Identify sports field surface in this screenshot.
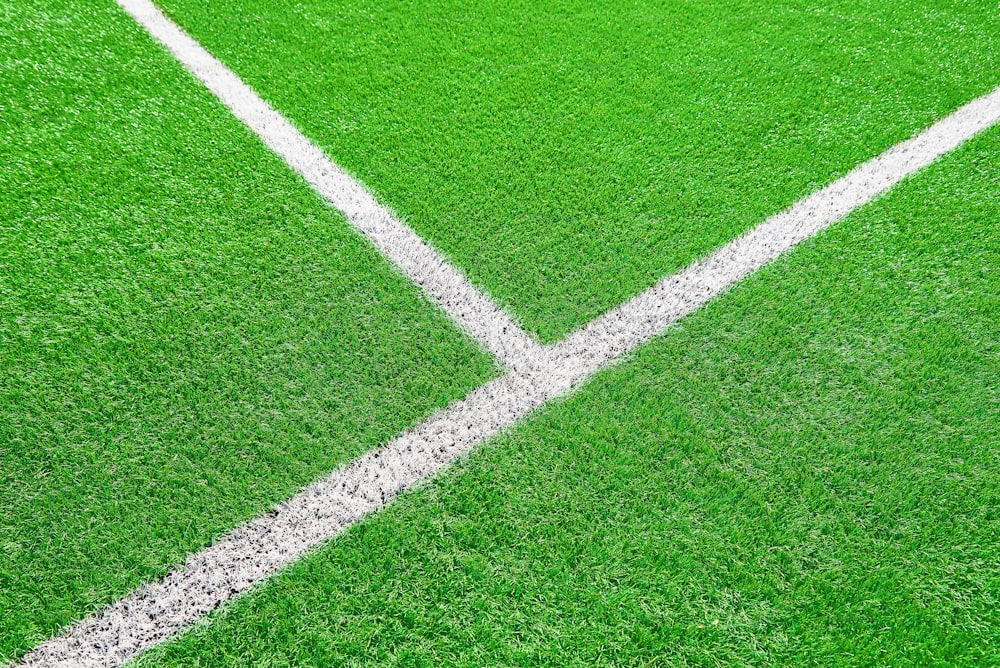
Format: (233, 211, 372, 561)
(1, 0, 998, 665)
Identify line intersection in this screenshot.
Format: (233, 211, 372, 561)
(13, 0, 1000, 664)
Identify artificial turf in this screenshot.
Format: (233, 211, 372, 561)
(137, 126, 1000, 666)
(0, 0, 494, 660)
(153, 0, 1000, 341)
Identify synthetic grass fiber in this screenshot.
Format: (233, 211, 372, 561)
(0, 0, 493, 660)
(155, 0, 1000, 340)
(138, 126, 1000, 666)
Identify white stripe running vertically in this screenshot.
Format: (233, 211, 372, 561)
(16, 0, 1000, 664)
(18, 72, 1000, 666)
(111, 0, 545, 373)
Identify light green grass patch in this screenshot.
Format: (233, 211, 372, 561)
(155, 0, 1000, 340)
(0, 0, 494, 660)
(139, 127, 1000, 666)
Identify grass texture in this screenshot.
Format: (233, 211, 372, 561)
(140, 127, 1000, 666)
(0, 0, 494, 660)
(155, 0, 1000, 341)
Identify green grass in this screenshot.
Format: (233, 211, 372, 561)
(154, 0, 1000, 341)
(0, 0, 495, 660)
(138, 127, 1000, 666)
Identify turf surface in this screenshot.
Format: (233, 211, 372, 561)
(0, 0, 494, 660)
(138, 127, 1000, 666)
(154, 0, 1000, 341)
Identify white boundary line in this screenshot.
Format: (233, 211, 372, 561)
(14, 1, 1000, 664)
(18, 79, 1000, 666)
(111, 0, 545, 373)
(543, 85, 1000, 379)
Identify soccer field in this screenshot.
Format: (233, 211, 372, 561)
(2, 0, 999, 665)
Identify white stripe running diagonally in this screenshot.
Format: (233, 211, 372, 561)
(14, 0, 1000, 665)
(111, 0, 545, 373)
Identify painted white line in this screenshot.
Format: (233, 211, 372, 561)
(17, 83, 1000, 667)
(16, 373, 553, 668)
(113, 0, 544, 373)
(544, 84, 1000, 380)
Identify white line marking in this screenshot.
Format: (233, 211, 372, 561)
(18, 79, 1000, 666)
(544, 85, 1000, 380)
(16, 374, 551, 668)
(111, 0, 544, 373)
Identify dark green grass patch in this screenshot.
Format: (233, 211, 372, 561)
(155, 0, 1000, 340)
(0, 0, 494, 660)
(140, 128, 1000, 666)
